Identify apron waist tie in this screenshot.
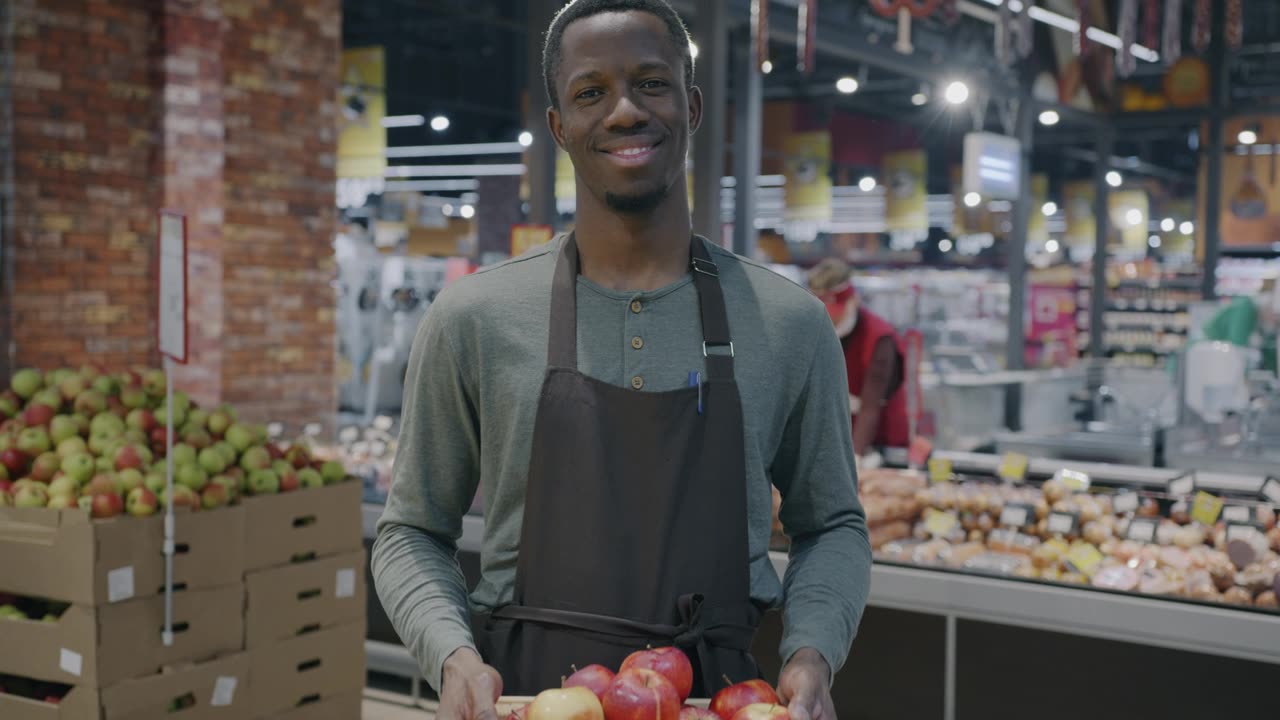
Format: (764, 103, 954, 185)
(491, 594, 757, 686)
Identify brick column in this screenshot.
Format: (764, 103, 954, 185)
(158, 0, 226, 409)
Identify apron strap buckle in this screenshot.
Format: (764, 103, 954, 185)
(691, 256, 720, 278)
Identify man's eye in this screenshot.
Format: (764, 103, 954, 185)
(640, 79, 667, 90)
(576, 88, 603, 100)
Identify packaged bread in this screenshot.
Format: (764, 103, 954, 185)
(1092, 564, 1140, 592)
(941, 541, 987, 568)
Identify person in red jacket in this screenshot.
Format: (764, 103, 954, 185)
(808, 259, 909, 455)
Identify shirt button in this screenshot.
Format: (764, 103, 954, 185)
(631, 375, 644, 390)
(631, 336, 644, 350)
(630, 300, 643, 314)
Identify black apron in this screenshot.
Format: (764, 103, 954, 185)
(473, 234, 761, 697)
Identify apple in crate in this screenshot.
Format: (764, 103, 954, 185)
(47, 493, 77, 510)
(621, 647, 693, 701)
(21, 403, 56, 428)
(710, 681, 779, 720)
(10, 368, 42, 399)
(320, 460, 346, 485)
(163, 484, 200, 510)
(85, 473, 121, 497)
(680, 707, 721, 720)
(528, 686, 604, 720)
(46, 475, 78, 498)
(56, 436, 88, 459)
(602, 669, 680, 720)
(200, 482, 230, 509)
(90, 492, 124, 519)
(126, 487, 158, 517)
(49, 416, 79, 445)
(565, 664, 615, 700)
(16, 427, 52, 456)
(297, 467, 323, 489)
(30, 452, 61, 483)
(0, 448, 27, 476)
(247, 468, 280, 494)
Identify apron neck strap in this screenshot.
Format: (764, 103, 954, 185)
(548, 233, 735, 380)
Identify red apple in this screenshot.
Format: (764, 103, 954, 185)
(710, 681, 780, 720)
(200, 482, 229, 509)
(72, 389, 107, 416)
(165, 484, 201, 510)
(528, 687, 604, 720)
(602, 669, 680, 720)
(90, 486, 124, 515)
(126, 486, 158, 517)
(29, 452, 61, 483)
(126, 408, 157, 433)
(85, 473, 121, 497)
(680, 707, 721, 720)
(21, 403, 56, 428)
(278, 467, 300, 492)
(0, 448, 29, 477)
(621, 647, 694, 701)
(565, 664, 616, 700)
(729, 705, 788, 720)
(266, 442, 285, 460)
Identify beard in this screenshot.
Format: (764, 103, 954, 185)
(604, 184, 670, 215)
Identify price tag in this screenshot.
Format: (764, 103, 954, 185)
(1047, 511, 1078, 536)
(1222, 505, 1251, 524)
(928, 457, 953, 484)
(924, 508, 959, 537)
(1167, 472, 1196, 498)
(1113, 491, 1140, 514)
(1066, 541, 1104, 577)
(1190, 491, 1224, 525)
(1226, 523, 1262, 543)
(1055, 469, 1091, 493)
(1126, 517, 1158, 543)
(998, 452, 1030, 483)
(908, 436, 933, 469)
(999, 503, 1033, 528)
(1260, 477, 1280, 505)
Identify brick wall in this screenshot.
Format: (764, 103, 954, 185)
(0, 0, 341, 431)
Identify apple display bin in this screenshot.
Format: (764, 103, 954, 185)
(497, 697, 711, 713)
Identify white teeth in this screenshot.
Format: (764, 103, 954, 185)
(615, 146, 652, 156)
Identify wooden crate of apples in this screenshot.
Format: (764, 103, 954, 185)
(0, 365, 352, 516)
(503, 647, 788, 720)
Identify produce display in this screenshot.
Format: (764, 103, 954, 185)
(0, 366, 353, 516)
(511, 647, 789, 720)
(866, 467, 1280, 611)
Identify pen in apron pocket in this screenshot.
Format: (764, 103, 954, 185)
(687, 371, 703, 414)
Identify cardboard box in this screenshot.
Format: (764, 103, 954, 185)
(241, 482, 361, 572)
(0, 584, 244, 687)
(249, 621, 366, 718)
(0, 505, 245, 605)
(261, 690, 362, 720)
(244, 549, 366, 649)
(0, 651, 250, 720)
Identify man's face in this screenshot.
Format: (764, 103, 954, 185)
(549, 11, 702, 216)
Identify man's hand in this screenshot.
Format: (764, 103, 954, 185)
(776, 648, 834, 720)
(439, 647, 503, 720)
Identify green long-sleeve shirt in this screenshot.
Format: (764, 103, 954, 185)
(372, 236, 871, 692)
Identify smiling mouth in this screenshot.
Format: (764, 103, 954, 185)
(600, 139, 663, 166)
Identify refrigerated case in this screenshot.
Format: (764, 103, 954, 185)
(361, 451, 1280, 719)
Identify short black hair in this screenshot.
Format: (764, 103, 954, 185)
(542, 0, 695, 110)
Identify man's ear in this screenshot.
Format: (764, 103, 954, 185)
(687, 85, 704, 135)
(548, 106, 567, 150)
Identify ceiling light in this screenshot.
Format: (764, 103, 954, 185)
(911, 92, 928, 106)
(836, 77, 859, 94)
(1045, 239, 1060, 253)
(381, 114, 425, 128)
(442, 203, 454, 215)
(518, 131, 534, 147)
(964, 192, 981, 208)
(1105, 170, 1122, 187)
(1038, 109, 1060, 126)
(1160, 218, 1175, 232)
(761, 60, 773, 74)
(690, 42, 699, 60)
(1148, 235, 1162, 248)
(1238, 129, 1258, 146)
(1179, 221, 1194, 235)
(939, 239, 954, 252)
(430, 115, 450, 132)
(944, 81, 970, 105)
(1042, 201, 1057, 216)
(460, 204, 475, 219)
(858, 176, 877, 192)
(1125, 208, 1143, 226)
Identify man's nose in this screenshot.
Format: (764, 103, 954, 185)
(604, 92, 650, 130)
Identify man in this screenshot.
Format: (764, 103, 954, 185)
(808, 259, 909, 456)
(372, 3, 870, 719)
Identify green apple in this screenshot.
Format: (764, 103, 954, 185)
(176, 464, 208, 491)
(116, 468, 145, 493)
(197, 447, 226, 475)
(91, 376, 118, 397)
(46, 475, 78, 498)
(56, 436, 87, 459)
(13, 482, 49, 507)
(88, 429, 120, 456)
(11, 368, 43, 399)
(49, 416, 80, 446)
(272, 459, 293, 477)
(239, 446, 271, 472)
(185, 409, 209, 433)
(90, 412, 125, 437)
(61, 453, 95, 484)
(297, 467, 323, 489)
(95, 455, 114, 474)
(224, 424, 254, 453)
(320, 460, 346, 485)
(170, 443, 197, 468)
(247, 469, 279, 495)
(16, 427, 52, 456)
(213, 440, 238, 466)
(32, 388, 63, 412)
(144, 471, 166, 494)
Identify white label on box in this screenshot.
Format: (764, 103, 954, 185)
(1127, 518, 1158, 543)
(999, 505, 1029, 528)
(335, 568, 356, 599)
(1222, 505, 1251, 523)
(1113, 492, 1139, 514)
(1168, 474, 1195, 497)
(107, 566, 135, 603)
(59, 649, 83, 677)
(1047, 512, 1076, 536)
(211, 676, 237, 707)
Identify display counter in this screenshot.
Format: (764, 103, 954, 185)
(360, 453, 1280, 719)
